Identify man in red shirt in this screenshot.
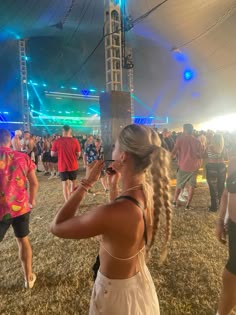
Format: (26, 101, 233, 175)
(51, 125, 81, 201)
(172, 124, 203, 210)
(0, 129, 38, 288)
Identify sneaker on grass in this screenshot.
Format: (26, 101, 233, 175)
(25, 273, 36, 289)
(171, 201, 179, 208)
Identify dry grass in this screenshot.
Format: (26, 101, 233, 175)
(0, 164, 234, 315)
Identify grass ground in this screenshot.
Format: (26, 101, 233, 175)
(0, 165, 233, 315)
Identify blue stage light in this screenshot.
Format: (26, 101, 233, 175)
(7, 30, 20, 39)
(184, 69, 194, 81)
(81, 89, 90, 96)
(60, 85, 65, 89)
(89, 89, 96, 93)
(71, 87, 78, 90)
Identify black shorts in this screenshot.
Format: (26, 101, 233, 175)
(42, 152, 51, 163)
(60, 170, 78, 181)
(226, 219, 236, 275)
(50, 156, 58, 163)
(0, 213, 30, 241)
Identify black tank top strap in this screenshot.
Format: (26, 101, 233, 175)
(115, 195, 148, 245)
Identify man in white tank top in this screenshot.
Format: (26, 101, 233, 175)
(11, 130, 22, 151)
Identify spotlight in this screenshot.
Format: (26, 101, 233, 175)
(184, 69, 194, 81)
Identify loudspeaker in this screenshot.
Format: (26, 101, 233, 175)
(99, 91, 131, 159)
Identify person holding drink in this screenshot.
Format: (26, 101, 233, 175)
(50, 124, 172, 314)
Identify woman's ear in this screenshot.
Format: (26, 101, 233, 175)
(120, 151, 128, 163)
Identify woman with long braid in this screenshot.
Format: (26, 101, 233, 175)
(50, 124, 172, 315)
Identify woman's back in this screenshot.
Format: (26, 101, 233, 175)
(99, 192, 151, 279)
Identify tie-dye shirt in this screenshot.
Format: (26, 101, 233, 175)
(0, 147, 35, 221)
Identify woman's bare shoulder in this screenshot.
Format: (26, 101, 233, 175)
(102, 198, 143, 219)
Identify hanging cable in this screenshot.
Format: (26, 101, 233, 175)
(133, 0, 168, 25)
(50, 0, 76, 30)
(65, 36, 104, 83)
(177, 3, 236, 49)
(64, 0, 169, 83)
(69, 0, 93, 42)
(43, 0, 91, 76)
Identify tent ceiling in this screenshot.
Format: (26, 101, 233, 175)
(1, 0, 236, 128)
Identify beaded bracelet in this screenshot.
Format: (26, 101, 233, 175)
(72, 185, 88, 193)
(80, 184, 89, 192)
(81, 179, 93, 189)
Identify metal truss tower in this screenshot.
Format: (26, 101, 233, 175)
(104, 0, 123, 91)
(125, 47, 134, 120)
(18, 39, 30, 131)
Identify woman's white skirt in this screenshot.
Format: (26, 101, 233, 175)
(89, 266, 160, 315)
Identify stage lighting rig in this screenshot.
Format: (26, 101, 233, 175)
(124, 54, 134, 69)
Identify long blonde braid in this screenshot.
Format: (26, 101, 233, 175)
(118, 124, 172, 259)
(146, 129, 172, 259)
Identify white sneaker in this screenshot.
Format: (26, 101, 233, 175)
(25, 273, 36, 289)
(48, 174, 55, 180)
(178, 194, 187, 202)
(182, 188, 189, 198)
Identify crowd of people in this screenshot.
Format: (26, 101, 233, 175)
(0, 123, 236, 315)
